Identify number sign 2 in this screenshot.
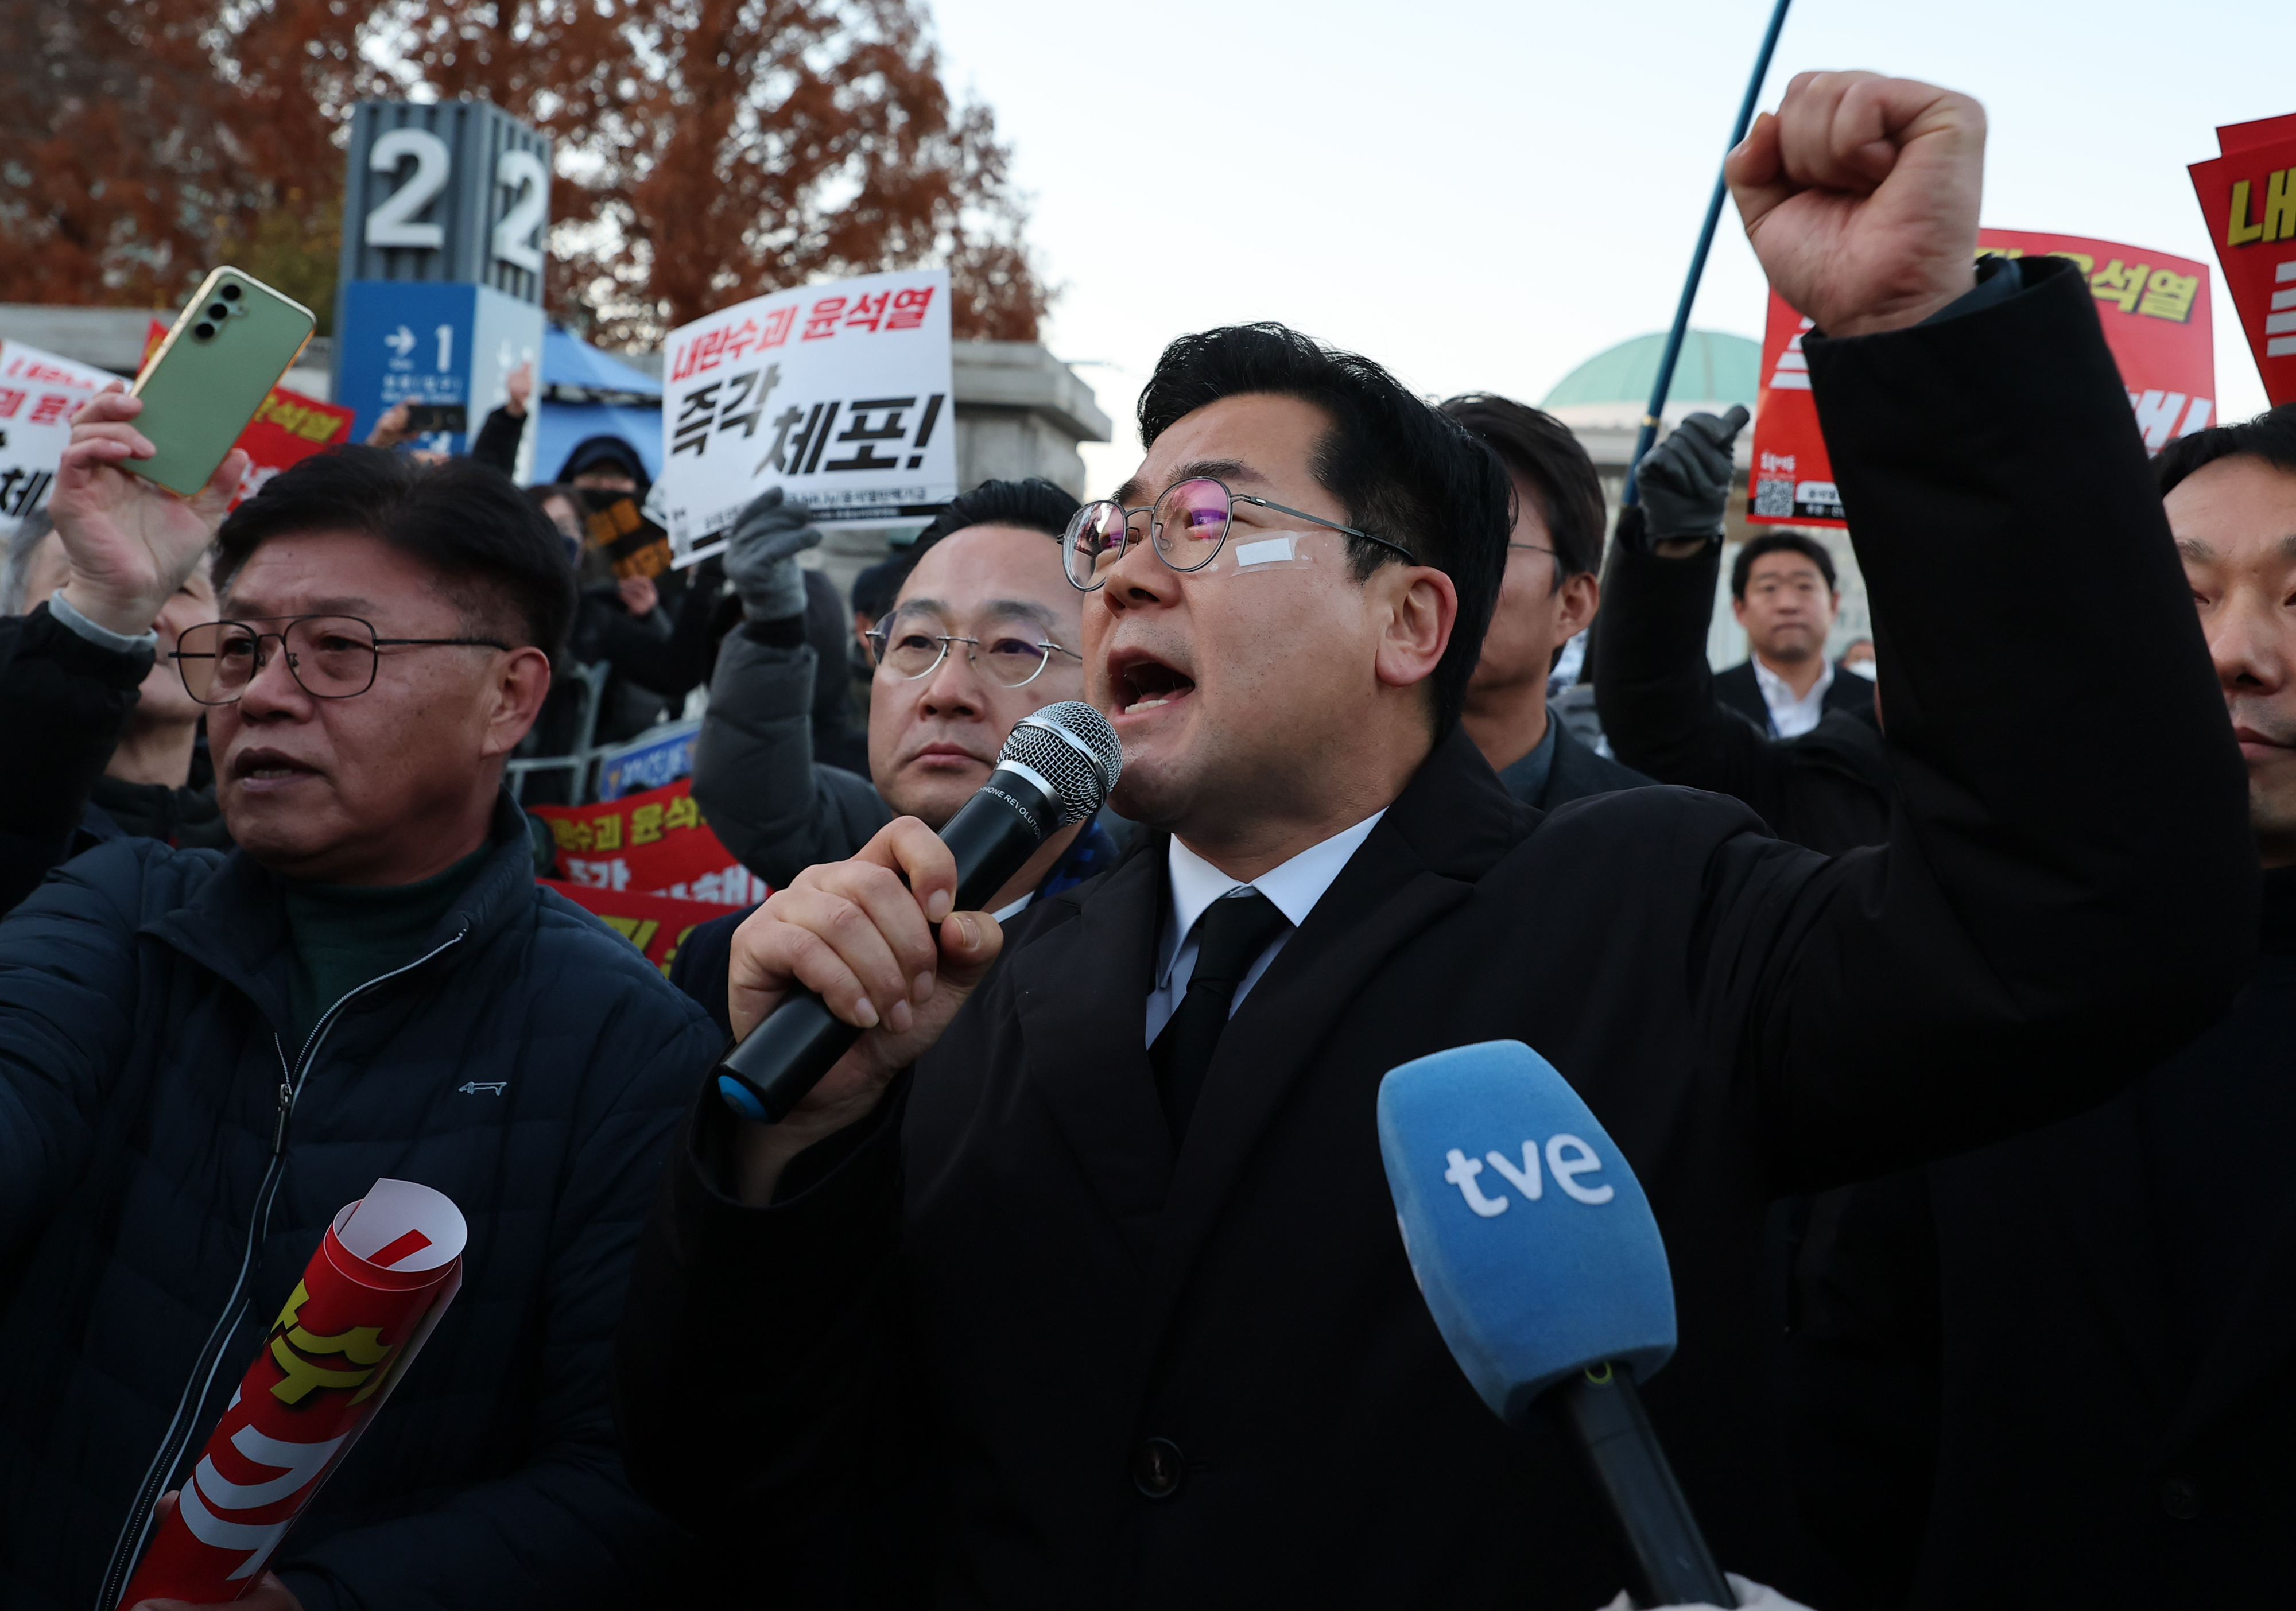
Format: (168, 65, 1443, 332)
(364, 130, 548, 274)
(365, 129, 451, 249)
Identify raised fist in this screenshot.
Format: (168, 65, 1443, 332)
(1725, 71, 1984, 338)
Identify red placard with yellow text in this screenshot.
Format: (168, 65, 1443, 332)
(2188, 113, 2296, 405)
(1748, 230, 2216, 527)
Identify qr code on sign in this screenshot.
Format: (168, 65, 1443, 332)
(1753, 478, 1795, 518)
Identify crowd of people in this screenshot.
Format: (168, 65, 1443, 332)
(0, 64, 2287, 1611)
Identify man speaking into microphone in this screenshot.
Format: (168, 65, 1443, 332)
(617, 72, 2256, 1606)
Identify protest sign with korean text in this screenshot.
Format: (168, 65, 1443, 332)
(527, 777, 767, 907)
(537, 880, 720, 975)
(0, 340, 114, 539)
(1749, 229, 2216, 528)
(2188, 112, 2296, 406)
(656, 268, 956, 565)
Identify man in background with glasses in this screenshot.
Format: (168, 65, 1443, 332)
(668, 477, 1120, 1042)
(1441, 392, 1651, 808)
(0, 392, 719, 1610)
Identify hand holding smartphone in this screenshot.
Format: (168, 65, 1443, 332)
(124, 266, 316, 496)
(48, 388, 243, 638)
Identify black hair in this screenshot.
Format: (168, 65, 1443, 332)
(215, 446, 577, 655)
(1439, 394, 1605, 584)
(878, 476, 1080, 604)
(2157, 402, 2296, 495)
(1731, 531, 1837, 600)
(1135, 323, 1510, 736)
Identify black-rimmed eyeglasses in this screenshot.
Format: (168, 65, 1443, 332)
(1062, 476, 1414, 592)
(863, 607, 1083, 688)
(170, 616, 511, 706)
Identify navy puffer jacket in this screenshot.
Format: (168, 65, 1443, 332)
(0, 796, 719, 1610)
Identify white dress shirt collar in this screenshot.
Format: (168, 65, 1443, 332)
(1155, 810, 1386, 990)
(1752, 654, 1835, 740)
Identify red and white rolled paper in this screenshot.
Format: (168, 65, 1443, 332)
(118, 1179, 467, 1608)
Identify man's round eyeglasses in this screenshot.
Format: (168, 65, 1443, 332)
(1062, 475, 1414, 592)
(864, 609, 1083, 688)
(170, 615, 510, 706)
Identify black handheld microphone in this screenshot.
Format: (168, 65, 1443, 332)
(713, 700, 1123, 1125)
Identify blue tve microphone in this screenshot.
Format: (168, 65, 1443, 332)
(1378, 1040, 1733, 1609)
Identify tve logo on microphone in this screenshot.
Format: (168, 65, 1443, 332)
(1378, 1041, 1677, 1426)
(1442, 1133, 1615, 1216)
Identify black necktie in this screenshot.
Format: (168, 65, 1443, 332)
(1150, 890, 1292, 1145)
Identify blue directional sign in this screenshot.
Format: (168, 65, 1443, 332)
(336, 280, 543, 469)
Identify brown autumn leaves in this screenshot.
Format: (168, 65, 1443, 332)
(0, 0, 1050, 346)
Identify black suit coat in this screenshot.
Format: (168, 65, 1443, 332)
(1713, 655, 1875, 735)
(615, 258, 2256, 1609)
(1789, 868, 2296, 1607)
(1494, 711, 1653, 810)
(1596, 527, 1890, 856)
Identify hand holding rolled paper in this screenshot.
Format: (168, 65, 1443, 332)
(117, 1180, 467, 1608)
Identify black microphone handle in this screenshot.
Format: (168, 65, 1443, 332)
(714, 775, 1056, 1124)
(1552, 1365, 1736, 1609)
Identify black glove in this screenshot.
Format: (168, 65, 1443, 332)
(723, 487, 822, 622)
(1634, 404, 1750, 548)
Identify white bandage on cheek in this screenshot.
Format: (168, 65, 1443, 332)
(1222, 531, 1321, 574)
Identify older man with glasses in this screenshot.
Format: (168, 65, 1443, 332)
(0, 389, 720, 1611)
(669, 476, 1119, 1041)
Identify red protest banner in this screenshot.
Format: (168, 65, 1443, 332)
(2188, 114, 2296, 406)
(538, 880, 727, 975)
(1748, 230, 2216, 528)
(527, 776, 767, 908)
(140, 319, 353, 506)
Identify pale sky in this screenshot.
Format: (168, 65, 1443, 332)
(926, 0, 2288, 494)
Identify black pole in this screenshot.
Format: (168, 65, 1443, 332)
(1620, 0, 1794, 507)
(1553, 1364, 1735, 1608)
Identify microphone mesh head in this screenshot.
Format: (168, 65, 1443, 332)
(1002, 701, 1123, 825)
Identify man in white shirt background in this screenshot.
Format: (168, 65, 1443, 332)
(1716, 532, 1873, 736)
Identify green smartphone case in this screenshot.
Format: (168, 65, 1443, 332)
(124, 267, 316, 496)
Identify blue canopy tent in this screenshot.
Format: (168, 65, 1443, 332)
(531, 325, 662, 483)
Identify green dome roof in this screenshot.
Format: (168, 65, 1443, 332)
(1541, 329, 1762, 410)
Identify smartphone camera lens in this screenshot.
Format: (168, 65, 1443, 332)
(220, 283, 242, 301)
(207, 303, 231, 321)
(192, 321, 216, 342)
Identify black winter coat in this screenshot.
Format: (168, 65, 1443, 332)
(0, 798, 722, 1610)
(1787, 865, 2296, 1607)
(615, 260, 2258, 1608)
